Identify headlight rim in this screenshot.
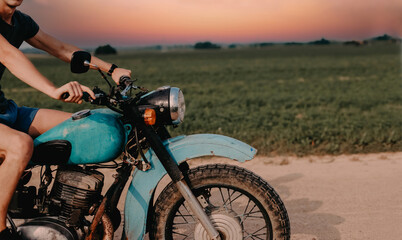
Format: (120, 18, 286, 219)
(169, 87, 185, 125)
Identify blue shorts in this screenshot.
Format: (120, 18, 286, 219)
(0, 100, 39, 133)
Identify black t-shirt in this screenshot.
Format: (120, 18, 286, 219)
(0, 10, 39, 111)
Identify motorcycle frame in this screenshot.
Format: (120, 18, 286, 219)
(24, 93, 257, 240)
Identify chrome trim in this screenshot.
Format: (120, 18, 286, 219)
(175, 180, 221, 240)
(170, 87, 185, 125)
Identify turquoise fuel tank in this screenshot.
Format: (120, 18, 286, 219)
(33, 109, 129, 165)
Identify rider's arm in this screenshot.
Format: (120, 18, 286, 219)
(0, 35, 94, 103)
(26, 30, 132, 85)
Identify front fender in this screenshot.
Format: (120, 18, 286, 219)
(123, 134, 256, 240)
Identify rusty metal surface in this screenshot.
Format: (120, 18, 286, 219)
(102, 214, 114, 240)
(85, 198, 107, 240)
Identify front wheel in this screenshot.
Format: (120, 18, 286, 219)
(150, 164, 290, 240)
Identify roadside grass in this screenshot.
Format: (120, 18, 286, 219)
(2, 43, 401, 156)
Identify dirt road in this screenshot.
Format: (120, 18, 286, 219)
(191, 152, 401, 240)
(25, 152, 402, 239)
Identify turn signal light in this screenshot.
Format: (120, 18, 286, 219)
(144, 108, 156, 125)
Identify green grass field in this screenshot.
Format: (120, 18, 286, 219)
(2, 43, 401, 156)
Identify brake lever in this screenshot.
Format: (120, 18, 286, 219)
(121, 84, 135, 96)
(119, 76, 148, 96)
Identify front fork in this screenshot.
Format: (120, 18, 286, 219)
(125, 105, 221, 240)
(175, 181, 221, 239)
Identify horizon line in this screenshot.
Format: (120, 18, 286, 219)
(20, 33, 401, 50)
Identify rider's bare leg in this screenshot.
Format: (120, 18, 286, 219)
(0, 124, 33, 231)
(0, 109, 71, 231)
(28, 109, 72, 138)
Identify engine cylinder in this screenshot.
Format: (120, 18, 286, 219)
(50, 167, 104, 226)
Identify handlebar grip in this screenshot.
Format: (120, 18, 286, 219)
(119, 75, 131, 86)
(61, 92, 91, 102)
(61, 92, 69, 100)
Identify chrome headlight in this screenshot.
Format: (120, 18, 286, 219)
(170, 87, 185, 124)
(137, 86, 185, 125)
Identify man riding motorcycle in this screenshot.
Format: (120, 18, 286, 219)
(0, 1, 131, 239)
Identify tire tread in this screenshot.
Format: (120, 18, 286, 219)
(150, 164, 290, 240)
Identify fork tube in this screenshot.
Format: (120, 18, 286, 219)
(176, 180, 221, 240)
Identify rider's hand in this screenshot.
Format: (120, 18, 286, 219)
(111, 68, 132, 85)
(54, 81, 96, 104)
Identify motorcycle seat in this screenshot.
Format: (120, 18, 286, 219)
(31, 140, 72, 165)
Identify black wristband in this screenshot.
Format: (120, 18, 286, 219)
(107, 64, 118, 76)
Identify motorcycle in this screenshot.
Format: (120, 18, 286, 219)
(7, 51, 290, 240)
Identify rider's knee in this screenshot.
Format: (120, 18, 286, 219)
(8, 133, 34, 166)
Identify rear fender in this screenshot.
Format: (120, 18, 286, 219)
(123, 134, 257, 240)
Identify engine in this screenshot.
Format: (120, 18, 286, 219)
(50, 167, 104, 226)
(16, 167, 104, 240)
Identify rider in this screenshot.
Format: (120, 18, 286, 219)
(0, 1, 132, 238)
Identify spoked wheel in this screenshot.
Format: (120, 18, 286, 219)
(150, 164, 290, 240)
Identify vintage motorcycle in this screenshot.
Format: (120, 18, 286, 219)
(7, 51, 290, 240)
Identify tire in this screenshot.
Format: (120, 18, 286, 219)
(150, 164, 290, 240)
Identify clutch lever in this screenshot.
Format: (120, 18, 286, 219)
(119, 76, 148, 96)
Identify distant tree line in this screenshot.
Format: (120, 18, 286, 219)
(90, 34, 400, 54)
(194, 41, 221, 49)
(308, 38, 330, 45)
(95, 44, 117, 55)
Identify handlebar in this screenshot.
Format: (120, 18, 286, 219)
(61, 92, 91, 102)
(60, 76, 145, 107)
(60, 75, 130, 102)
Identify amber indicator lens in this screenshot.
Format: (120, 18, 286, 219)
(144, 108, 156, 125)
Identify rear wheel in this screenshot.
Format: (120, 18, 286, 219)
(150, 164, 290, 240)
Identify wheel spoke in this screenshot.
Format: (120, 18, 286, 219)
(219, 188, 240, 210)
(182, 203, 197, 222)
(239, 199, 252, 225)
(254, 232, 268, 237)
(245, 215, 265, 219)
(227, 188, 233, 209)
(173, 221, 197, 225)
(176, 209, 190, 224)
(228, 191, 244, 205)
(248, 225, 268, 238)
(172, 230, 191, 239)
(244, 229, 267, 240)
(218, 187, 226, 205)
(242, 203, 257, 222)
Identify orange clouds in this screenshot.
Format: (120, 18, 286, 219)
(20, 0, 402, 46)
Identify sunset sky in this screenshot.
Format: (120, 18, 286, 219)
(19, 0, 402, 48)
